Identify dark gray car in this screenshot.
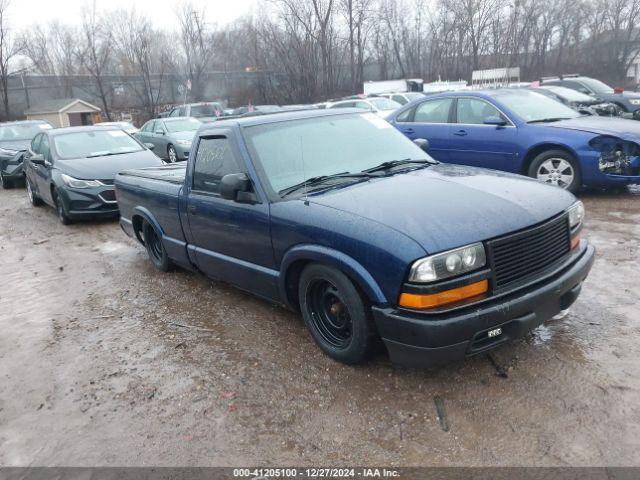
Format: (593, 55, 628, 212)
(135, 117, 201, 162)
(0, 120, 52, 188)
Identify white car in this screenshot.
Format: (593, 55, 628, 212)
(95, 121, 139, 135)
(326, 97, 402, 117)
(377, 92, 426, 105)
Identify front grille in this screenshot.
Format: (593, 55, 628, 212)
(487, 214, 570, 289)
(99, 189, 116, 203)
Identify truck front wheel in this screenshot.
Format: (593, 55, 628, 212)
(298, 263, 379, 364)
(142, 221, 173, 272)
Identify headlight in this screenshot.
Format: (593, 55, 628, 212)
(175, 140, 192, 146)
(567, 201, 585, 229)
(61, 173, 103, 189)
(408, 242, 486, 283)
(629, 99, 640, 106)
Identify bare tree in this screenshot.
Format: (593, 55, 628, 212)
(78, 1, 114, 119)
(0, 0, 22, 118)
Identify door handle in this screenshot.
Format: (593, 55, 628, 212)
(403, 128, 415, 134)
(453, 130, 467, 136)
(187, 204, 197, 214)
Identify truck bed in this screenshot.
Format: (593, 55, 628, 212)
(116, 163, 186, 184)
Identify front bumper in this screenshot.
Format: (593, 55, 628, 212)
(372, 243, 595, 367)
(59, 185, 119, 219)
(174, 144, 190, 160)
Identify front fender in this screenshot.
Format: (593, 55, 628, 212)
(279, 244, 388, 309)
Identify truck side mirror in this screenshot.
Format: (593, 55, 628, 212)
(220, 173, 254, 202)
(413, 138, 430, 152)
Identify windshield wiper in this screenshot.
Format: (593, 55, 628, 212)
(86, 150, 138, 158)
(363, 158, 436, 174)
(279, 172, 376, 197)
(527, 117, 571, 124)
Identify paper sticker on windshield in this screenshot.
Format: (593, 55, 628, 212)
(108, 130, 127, 137)
(361, 113, 391, 129)
(39, 124, 52, 129)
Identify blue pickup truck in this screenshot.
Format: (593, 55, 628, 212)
(115, 109, 595, 367)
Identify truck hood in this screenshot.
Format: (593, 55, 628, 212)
(56, 150, 164, 180)
(308, 164, 576, 254)
(545, 116, 640, 141)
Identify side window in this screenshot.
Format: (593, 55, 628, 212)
(142, 121, 154, 132)
(396, 107, 414, 122)
(31, 133, 42, 153)
(392, 95, 408, 105)
(331, 102, 354, 109)
(456, 98, 501, 125)
(169, 108, 180, 117)
(413, 98, 453, 123)
(564, 81, 591, 95)
(155, 121, 165, 133)
(40, 135, 51, 160)
(179, 106, 188, 116)
(354, 101, 373, 110)
(192, 137, 242, 194)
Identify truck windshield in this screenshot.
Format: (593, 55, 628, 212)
(0, 123, 50, 141)
(491, 90, 581, 122)
(54, 130, 144, 159)
(165, 118, 202, 132)
(244, 113, 432, 194)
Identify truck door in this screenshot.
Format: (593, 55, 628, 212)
(184, 129, 278, 301)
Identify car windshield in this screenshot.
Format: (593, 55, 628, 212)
(369, 98, 402, 110)
(190, 104, 221, 116)
(491, 90, 581, 122)
(580, 78, 614, 94)
(164, 118, 201, 132)
(540, 86, 594, 102)
(244, 113, 432, 194)
(0, 123, 50, 141)
(53, 130, 144, 159)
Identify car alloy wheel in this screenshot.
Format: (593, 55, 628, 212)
(305, 278, 353, 349)
(168, 146, 177, 163)
(536, 158, 575, 189)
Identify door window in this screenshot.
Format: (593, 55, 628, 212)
(154, 121, 166, 134)
(141, 121, 154, 132)
(169, 108, 180, 117)
(31, 133, 42, 153)
(331, 102, 355, 109)
(40, 135, 51, 160)
(392, 95, 408, 105)
(413, 98, 452, 123)
(192, 137, 242, 194)
(456, 98, 502, 125)
(354, 101, 373, 110)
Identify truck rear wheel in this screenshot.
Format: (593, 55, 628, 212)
(298, 263, 378, 364)
(142, 221, 173, 272)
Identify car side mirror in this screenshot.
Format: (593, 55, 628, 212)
(30, 153, 45, 165)
(484, 116, 507, 127)
(145, 143, 155, 151)
(413, 138, 430, 152)
(220, 173, 254, 203)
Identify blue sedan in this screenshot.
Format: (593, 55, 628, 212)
(386, 89, 640, 192)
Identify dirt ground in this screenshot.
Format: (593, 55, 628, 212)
(0, 185, 639, 467)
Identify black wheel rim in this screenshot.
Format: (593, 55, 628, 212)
(147, 227, 163, 262)
(57, 201, 65, 220)
(306, 279, 353, 349)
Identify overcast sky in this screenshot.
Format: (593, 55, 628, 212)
(9, 0, 258, 29)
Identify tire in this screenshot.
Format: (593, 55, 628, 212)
(53, 189, 72, 225)
(142, 221, 173, 272)
(26, 178, 44, 206)
(298, 263, 378, 364)
(167, 145, 178, 163)
(528, 150, 581, 193)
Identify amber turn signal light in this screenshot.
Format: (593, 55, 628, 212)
(399, 280, 489, 310)
(570, 235, 580, 250)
